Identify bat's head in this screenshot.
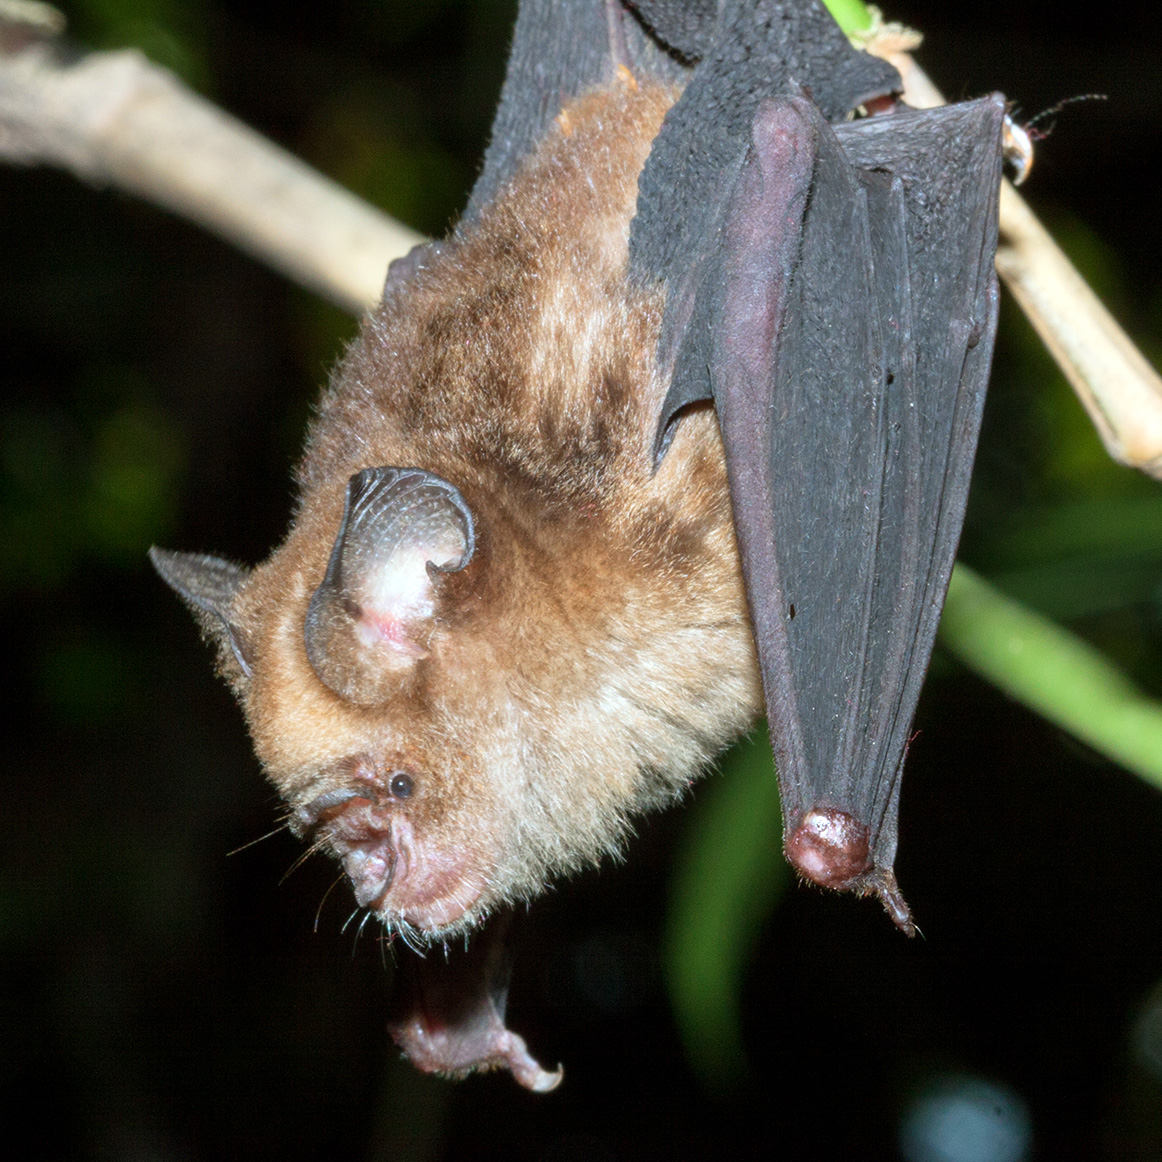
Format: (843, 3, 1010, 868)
(150, 463, 521, 938)
(152, 408, 756, 941)
(150, 80, 760, 942)
(150, 340, 758, 943)
(151, 459, 531, 938)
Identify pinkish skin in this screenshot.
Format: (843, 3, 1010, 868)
(354, 610, 427, 658)
(784, 807, 872, 890)
(785, 807, 915, 936)
(388, 909, 563, 1093)
(391, 1010, 563, 1093)
(297, 789, 489, 933)
(297, 787, 566, 1091)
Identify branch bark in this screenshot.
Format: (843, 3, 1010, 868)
(0, 22, 422, 314)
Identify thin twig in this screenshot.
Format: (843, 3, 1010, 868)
(995, 185, 1162, 475)
(0, 22, 421, 314)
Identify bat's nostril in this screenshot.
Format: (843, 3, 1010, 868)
(347, 845, 397, 907)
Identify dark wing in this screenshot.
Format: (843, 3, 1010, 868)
(471, 0, 994, 934)
(824, 98, 1004, 925)
(629, 0, 901, 431)
(466, 0, 899, 222)
(464, 0, 691, 217)
(644, 79, 1004, 929)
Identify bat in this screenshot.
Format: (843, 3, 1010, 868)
(151, 0, 1004, 1088)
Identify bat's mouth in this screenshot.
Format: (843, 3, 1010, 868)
(298, 788, 487, 933)
(380, 882, 486, 932)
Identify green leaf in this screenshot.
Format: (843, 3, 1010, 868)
(939, 564, 1162, 790)
(665, 562, 1162, 1092)
(664, 731, 788, 1090)
(822, 0, 874, 35)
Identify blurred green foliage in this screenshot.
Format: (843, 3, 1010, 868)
(37, 625, 143, 725)
(0, 374, 183, 591)
(664, 731, 786, 1089)
(300, 86, 469, 237)
(941, 565, 1162, 791)
(65, 0, 213, 90)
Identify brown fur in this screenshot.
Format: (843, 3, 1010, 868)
(207, 80, 762, 939)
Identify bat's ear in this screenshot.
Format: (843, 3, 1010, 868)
(304, 467, 475, 706)
(149, 548, 254, 682)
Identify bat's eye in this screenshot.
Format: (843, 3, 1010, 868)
(389, 772, 415, 800)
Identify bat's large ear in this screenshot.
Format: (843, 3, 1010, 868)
(304, 467, 475, 706)
(149, 548, 254, 681)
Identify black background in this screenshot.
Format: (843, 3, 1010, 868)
(3, 2, 1162, 1158)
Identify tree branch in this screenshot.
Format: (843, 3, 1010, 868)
(5, 6, 1161, 475)
(7, 3, 1162, 793)
(0, 13, 422, 314)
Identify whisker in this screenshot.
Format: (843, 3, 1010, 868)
(279, 836, 328, 886)
(395, 919, 426, 956)
(314, 872, 346, 933)
(226, 824, 290, 858)
(353, 909, 374, 957)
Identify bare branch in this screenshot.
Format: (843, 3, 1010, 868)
(0, 18, 421, 314)
(994, 186, 1162, 476)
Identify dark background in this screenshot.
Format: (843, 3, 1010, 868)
(3, 1, 1162, 1158)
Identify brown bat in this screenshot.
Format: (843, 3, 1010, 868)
(153, 79, 761, 942)
(153, 0, 1003, 1088)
